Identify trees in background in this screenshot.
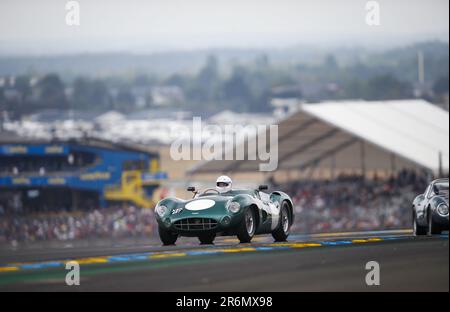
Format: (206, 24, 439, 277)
(36, 74, 68, 110)
(73, 78, 110, 110)
(1, 42, 448, 117)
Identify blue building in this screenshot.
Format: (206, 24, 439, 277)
(0, 138, 167, 213)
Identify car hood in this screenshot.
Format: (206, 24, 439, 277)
(432, 194, 449, 206)
(182, 195, 231, 209)
(439, 195, 449, 203)
(161, 195, 231, 219)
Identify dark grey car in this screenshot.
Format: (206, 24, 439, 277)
(412, 178, 449, 235)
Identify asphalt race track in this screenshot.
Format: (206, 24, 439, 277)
(0, 230, 448, 292)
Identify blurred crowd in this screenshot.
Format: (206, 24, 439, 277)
(286, 170, 431, 233)
(0, 205, 156, 244)
(0, 170, 440, 244)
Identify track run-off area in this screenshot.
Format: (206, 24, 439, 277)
(0, 229, 448, 291)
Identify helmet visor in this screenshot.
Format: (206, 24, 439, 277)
(217, 182, 230, 188)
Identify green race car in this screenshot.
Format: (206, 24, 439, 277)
(154, 185, 294, 245)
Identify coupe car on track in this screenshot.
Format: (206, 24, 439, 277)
(154, 185, 294, 245)
(412, 178, 449, 235)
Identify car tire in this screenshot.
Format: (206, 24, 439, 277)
(158, 226, 178, 245)
(237, 208, 256, 243)
(272, 202, 291, 242)
(427, 208, 442, 236)
(413, 211, 427, 236)
(198, 233, 216, 245)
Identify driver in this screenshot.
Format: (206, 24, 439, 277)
(216, 176, 232, 194)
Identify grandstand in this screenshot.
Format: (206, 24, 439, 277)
(0, 137, 167, 214)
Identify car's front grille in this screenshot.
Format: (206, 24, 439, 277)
(174, 218, 218, 231)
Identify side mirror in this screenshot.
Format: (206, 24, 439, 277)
(258, 185, 269, 191)
(187, 186, 197, 193)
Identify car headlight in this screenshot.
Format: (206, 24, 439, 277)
(156, 205, 168, 217)
(227, 201, 241, 214)
(437, 203, 449, 216)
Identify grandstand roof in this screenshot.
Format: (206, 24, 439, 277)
(189, 99, 449, 175)
(0, 134, 158, 156)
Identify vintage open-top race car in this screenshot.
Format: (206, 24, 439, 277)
(154, 184, 294, 245)
(412, 178, 449, 235)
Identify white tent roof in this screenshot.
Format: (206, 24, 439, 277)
(302, 99, 449, 173)
(189, 99, 449, 175)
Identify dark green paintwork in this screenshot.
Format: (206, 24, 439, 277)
(155, 189, 294, 237)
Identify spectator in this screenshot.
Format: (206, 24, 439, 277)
(0, 204, 156, 243)
(281, 170, 432, 233)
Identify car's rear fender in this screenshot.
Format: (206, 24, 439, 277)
(271, 191, 294, 225)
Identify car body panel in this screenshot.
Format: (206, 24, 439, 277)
(413, 178, 449, 229)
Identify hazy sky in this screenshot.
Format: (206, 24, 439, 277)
(0, 0, 448, 55)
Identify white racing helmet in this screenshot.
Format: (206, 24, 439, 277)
(216, 175, 232, 193)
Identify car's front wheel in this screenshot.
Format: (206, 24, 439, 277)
(237, 208, 256, 243)
(198, 233, 216, 245)
(427, 208, 442, 236)
(272, 202, 291, 242)
(158, 226, 178, 245)
(413, 211, 427, 236)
